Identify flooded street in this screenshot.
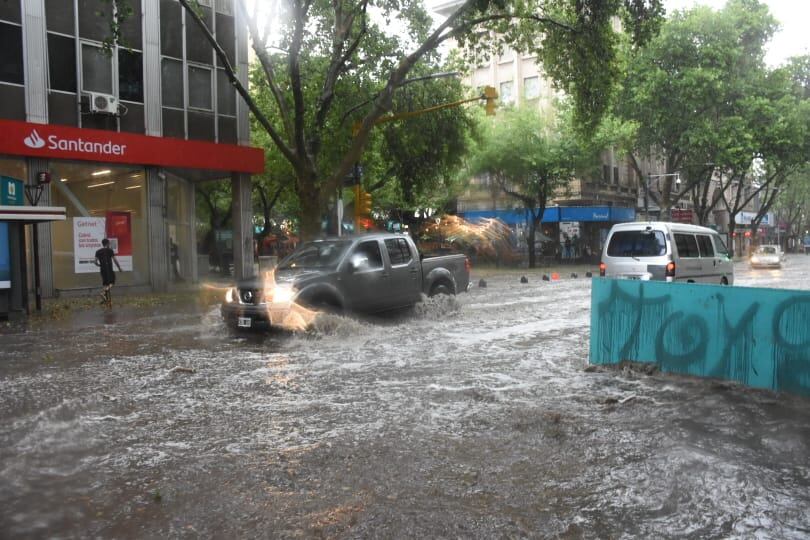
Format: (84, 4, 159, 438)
(2, 257, 810, 538)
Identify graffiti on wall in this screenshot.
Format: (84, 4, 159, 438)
(589, 279, 810, 396)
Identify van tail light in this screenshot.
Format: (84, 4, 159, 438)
(666, 261, 676, 277)
(599, 262, 606, 277)
(464, 257, 472, 273)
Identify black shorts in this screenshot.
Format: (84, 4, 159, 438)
(101, 270, 116, 286)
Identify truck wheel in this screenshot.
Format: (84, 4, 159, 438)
(304, 296, 343, 315)
(430, 284, 453, 297)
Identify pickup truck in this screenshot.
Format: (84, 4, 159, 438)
(221, 232, 471, 329)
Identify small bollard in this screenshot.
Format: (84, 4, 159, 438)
(542, 274, 550, 281)
(571, 273, 578, 279)
(586, 271, 593, 278)
(478, 278, 487, 288)
(520, 276, 528, 284)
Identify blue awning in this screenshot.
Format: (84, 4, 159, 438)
(460, 206, 635, 224)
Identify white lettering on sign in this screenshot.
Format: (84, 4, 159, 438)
(22, 129, 126, 157)
(47, 135, 126, 156)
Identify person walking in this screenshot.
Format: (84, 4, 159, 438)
(95, 238, 122, 307)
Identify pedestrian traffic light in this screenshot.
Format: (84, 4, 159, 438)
(483, 86, 498, 116)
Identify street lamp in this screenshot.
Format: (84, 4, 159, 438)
(644, 173, 680, 221)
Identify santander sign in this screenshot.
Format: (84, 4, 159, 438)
(1, 118, 264, 174)
(24, 128, 126, 156)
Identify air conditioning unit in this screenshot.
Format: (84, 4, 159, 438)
(85, 91, 119, 115)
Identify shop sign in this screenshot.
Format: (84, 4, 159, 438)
(105, 211, 133, 271)
(0, 119, 264, 174)
(1, 176, 24, 206)
(73, 214, 134, 273)
(734, 211, 773, 225)
(670, 209, 693, 223)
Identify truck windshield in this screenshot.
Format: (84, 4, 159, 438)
(277, 240, 352, 269)
(607, 230, 667, 257)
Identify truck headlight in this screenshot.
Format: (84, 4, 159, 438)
(225, 287, 235, 303)
(272, 286, 294, 304)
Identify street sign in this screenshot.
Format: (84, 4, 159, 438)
(670, 209, 693, 223)
(0, 176, 24, 206)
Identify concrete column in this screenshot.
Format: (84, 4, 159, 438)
(147, 167, 169, 292)
(23, 0, 48, 123)
(188, 180, 198, 283)
(26, 159, 54, 298)
(231, 173, 253, 280)
(142, 0, 162, 136)
(235, 1, 250, 145)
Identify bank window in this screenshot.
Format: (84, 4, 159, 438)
(215, 12, 236, 65)
(81, 43, 113, 94)
(45, 0, 75, 35)
(48, 35, 78, 93)
(186, 4, 214, 65)
(0, 22, 24, 85)
(78, 0, 113, 43)
(118, 49, 144, 102)
(524, 76, 540, 100)
(161, 58, 184, 108)
(188, 65, 213, 110)
(160, 0, 183, 59)
(217, 69, 236, 116)
(674, 234, 699, 258)
(499, 81, 513, 104)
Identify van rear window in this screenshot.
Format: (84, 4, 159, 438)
(607, 230, 667, 257)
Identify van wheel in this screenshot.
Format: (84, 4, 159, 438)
(721, 277, 729, 285)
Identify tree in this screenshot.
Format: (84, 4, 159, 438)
(618, 0, 779, 219)
(466, 107, 595, 268)
(174, 0, 663, 239)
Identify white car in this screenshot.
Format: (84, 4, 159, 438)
(750, 245, 784, 268)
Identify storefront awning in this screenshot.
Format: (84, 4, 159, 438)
(0, 205, 67, 223)
(460, 206, 636, 225)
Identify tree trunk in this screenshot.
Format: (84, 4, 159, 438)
(527, 220, 537, 269)
(297, 178, 322, 240)
(727, 220, 737, 258)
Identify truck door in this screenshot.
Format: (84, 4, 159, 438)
(343, 239, 388, 312)
(696, 234, 717, 283)
(384, 238, 421, 307)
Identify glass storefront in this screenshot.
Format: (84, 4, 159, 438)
(50, 161, 149, 290)
(166, 172, 193, 283)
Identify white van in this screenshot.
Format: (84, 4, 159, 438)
(599, 222, 733, 285)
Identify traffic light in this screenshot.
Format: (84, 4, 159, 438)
(483, 85, 498, 116)
(354, 185, 373, 219)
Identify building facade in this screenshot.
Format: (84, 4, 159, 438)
(0, 0, 262, 316)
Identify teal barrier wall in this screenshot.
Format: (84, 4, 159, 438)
(589, 278, 810, 396)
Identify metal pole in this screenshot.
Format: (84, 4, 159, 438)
(644, 175, 649, 221)
(336, 190, 343, 237)
(33, 224, 41, 311)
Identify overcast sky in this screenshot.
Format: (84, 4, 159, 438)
(664, 0, 809, 66)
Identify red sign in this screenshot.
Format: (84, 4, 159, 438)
(0, 119, 264, 174)
(670, 209, 693, 223)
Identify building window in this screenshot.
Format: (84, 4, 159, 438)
(0, 1, 21, 23)
(613, 166, 620, 185)
(603, 165, 610, 184)
(0, 22, 24, 85)
(161, 58, 184, 108)
(45, 0, 75, 35)
(217, 69, 236, 116)
(499, 81, 513, 105)
(81, 43, 113, 94)
(215, 13, 236, 65)
(524, 76, 540, 100)
(160, 0, 183, 59)
(118, 49, 144, 102)
(48, 35, 78, 93)
(186, 4, 214, 65)
(188, 65, 213, 110)
(78, 0, 113, 42)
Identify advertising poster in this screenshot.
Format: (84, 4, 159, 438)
(73, 217, 106, 273)
(105, 211, 133, 271)
(0, 222, 10, 289)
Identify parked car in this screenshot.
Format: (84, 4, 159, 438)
(750, 244, 784, 268)
(600, 222, 733, 285)
(221, 233, 471, 329)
